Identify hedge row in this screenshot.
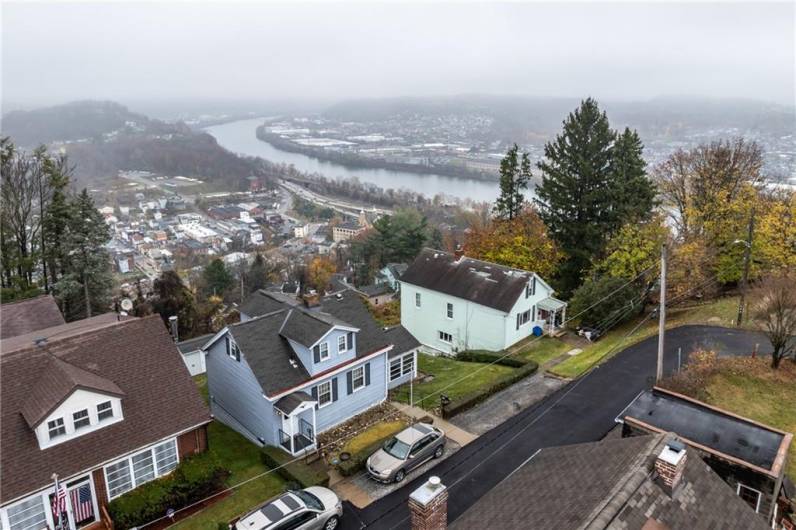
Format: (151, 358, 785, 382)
(456, 350, 527, 368)
(261, 446, 329, 488)
(108, 452, 229, 530)
(442, 360, 539, 419)
(337, 438, 384, 477)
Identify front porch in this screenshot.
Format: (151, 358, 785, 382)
(274, 391, 317, 456)
(539, 297, 567, 337)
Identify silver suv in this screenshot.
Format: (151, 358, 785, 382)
(366, 423, 446, 483)
(232, 487, 342, 530)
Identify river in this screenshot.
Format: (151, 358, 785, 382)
(203, 118, 501, 203)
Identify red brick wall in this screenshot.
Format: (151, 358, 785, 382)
(92, 468, 109, 508)
(177, 424, 208, 458)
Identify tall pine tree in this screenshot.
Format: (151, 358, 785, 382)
(609, 127, 656, 230)
(535, 98, 616, 296)
(493, 144, 531, 220)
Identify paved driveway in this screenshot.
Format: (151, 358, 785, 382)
(339, 325, 772, 529)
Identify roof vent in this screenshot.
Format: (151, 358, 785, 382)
(289, 358, 298, 369)
(336, 293, 343, 300)
(34, 337, 48, 347)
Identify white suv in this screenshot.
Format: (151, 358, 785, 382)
(232, 487, 342, 530)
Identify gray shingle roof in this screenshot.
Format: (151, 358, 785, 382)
(452, 434, 769, 530)
(1, 294, 66, 339)
(400, 248, 532, 313)
(274, 391, 314, 415)
(239, 293, 288, 320)
(279, 308, 353, 349)
(176, 333, 214, 354)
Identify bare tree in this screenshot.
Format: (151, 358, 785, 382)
(752, 272, 796, 369)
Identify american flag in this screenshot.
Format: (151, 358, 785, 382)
(52, 481, 68, 528)
(69, 484, 94, 523)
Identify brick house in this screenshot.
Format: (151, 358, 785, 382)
(0, 315, 211, 530)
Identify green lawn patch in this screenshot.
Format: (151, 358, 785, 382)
(391, 353, 515, 411)
(550, 296, 746, 379)
(516, 338, 570, 366)
(341, 420, 407, 455)
(173, 376, 288, 529)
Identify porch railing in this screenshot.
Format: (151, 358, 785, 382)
(299, 418, 314, 441)
(278, 429, 291, 451)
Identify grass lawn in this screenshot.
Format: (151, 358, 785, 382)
(172, 376, 287, 529)
(668, 358, 796, 481)
(391, 353, 515, 410)
(340, 420, 407, 455)
(515, 337, 571, 366)
(550, 296, 746, 379)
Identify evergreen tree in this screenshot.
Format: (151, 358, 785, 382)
(54, 189, 113, 320)
(151, 270, 199, 339)
(493, 144, 531, 220)
(202, 258, 234, 297)
(535, 98, 616, 296)
(41, 154, 72, 286)
(609, 128, 656, 229)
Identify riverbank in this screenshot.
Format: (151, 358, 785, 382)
(256, 126, 500, 183)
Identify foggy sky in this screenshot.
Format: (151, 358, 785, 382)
(2, 1, 794, 110)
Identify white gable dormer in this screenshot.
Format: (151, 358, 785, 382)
(34, 389, 124, 449)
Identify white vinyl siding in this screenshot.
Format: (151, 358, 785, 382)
(6, 496, 46, 530)
(104, 438, 179, 500)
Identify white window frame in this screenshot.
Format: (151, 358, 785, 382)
(4, 493, 48, 530)
(446, 302, 454, 319)
(415, 292, 421, 308)
(351, 366, 365, 392)
(338, 334, 348, 354)
(97, 401, 114, 422)
(319, 341, 330, 361)
(401, 353, 415, 376)
(104, 438, 179, 500)
(227, 337, 240, 361)
(736, 484, 762, 513)
(47, 418, 66, 440)
(389, 357, 403, 381)
(438, 331, 453, 344)
(73, 409, 91, 430)
(317, 381, 332, 408)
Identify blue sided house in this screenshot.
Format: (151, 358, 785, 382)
(205, 290, 419, 456)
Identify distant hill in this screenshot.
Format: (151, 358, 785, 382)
(0, 100, 269, 189)
(324, 94, 796, 142)
(1, 100, 149, 147)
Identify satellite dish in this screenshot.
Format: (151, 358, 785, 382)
(120, 298, 133, 312)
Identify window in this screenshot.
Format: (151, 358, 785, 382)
(446, 303, 453, 319)
(275, 511, 317, 530)
(390, 353, 416, 381)
(131, 450, 155, 484)
(97, 401, 114, 421)
(317, 381, 332, 408)
(105, 459, 134, 499)
(6, 496, 47, 530)
(737, 484, 761, 513)
(390, 358, 402, 381)
(415, 292, 421, 308)
(338, 334, 348, 353)
(105, 438, 179, 499)
(319, 341, 330, 361)
(154, 439, 178, 474)
(351, 366, 365, 392)
(438, 331, 453, 344)
(47, 418, 66, 440)
(402, 354, 415, 376)
(227, 336, 240, 361)
(516, 309, 531, 329)
(73, 409, 90, 430)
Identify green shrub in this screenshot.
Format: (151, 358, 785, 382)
(108, 452, 229, 530)
(260, 446, 329, 488)
(457, 350, 528, 368)
(442, 360, 539, 419)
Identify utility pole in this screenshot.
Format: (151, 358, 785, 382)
(656, 243, 667, 383)
(736, 208, 755, 326)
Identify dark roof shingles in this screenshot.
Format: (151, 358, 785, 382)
(1, 294, 66, 339)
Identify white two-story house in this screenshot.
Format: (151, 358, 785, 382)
(400, 248, 567, 354)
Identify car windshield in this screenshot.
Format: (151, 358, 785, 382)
(383, 436, 411, 459)
(293, 490, 323, 511)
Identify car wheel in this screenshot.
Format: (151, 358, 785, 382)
(394, 469, 406, 483)
(324, 516, 339, 530)
(434, 445, 444, 458)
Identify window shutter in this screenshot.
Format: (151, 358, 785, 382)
(311, 386, 318, 410)
(225, 336, 231, 357)
(346, 371, 353, 395)
(532, 277, 536, 296)
(347, 332, 354, 351)
(532, 305, 536, 321)
(365, 363, 371, 386)
(516, 313, 520, 330)
(313, 344, 321, 363)
(332, 377, 338, 402)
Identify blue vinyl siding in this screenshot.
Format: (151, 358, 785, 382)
(289, 328, 357, 376)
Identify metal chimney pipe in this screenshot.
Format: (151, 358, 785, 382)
(168, 315, 179, 342)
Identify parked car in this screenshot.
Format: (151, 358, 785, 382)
(366, 423, 446, 483)
(231, 487, 342, 530)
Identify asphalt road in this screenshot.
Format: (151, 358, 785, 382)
(340, 325, 772, 529)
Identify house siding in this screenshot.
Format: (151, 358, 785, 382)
(288, 328, 357, 377)
(400, 275, 552, 354)
(206, 336, 280, 446)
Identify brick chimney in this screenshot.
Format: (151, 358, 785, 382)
(409, 476, 448, 530)
(453, 245, 464, 261)
(654, 439, 687, 493)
